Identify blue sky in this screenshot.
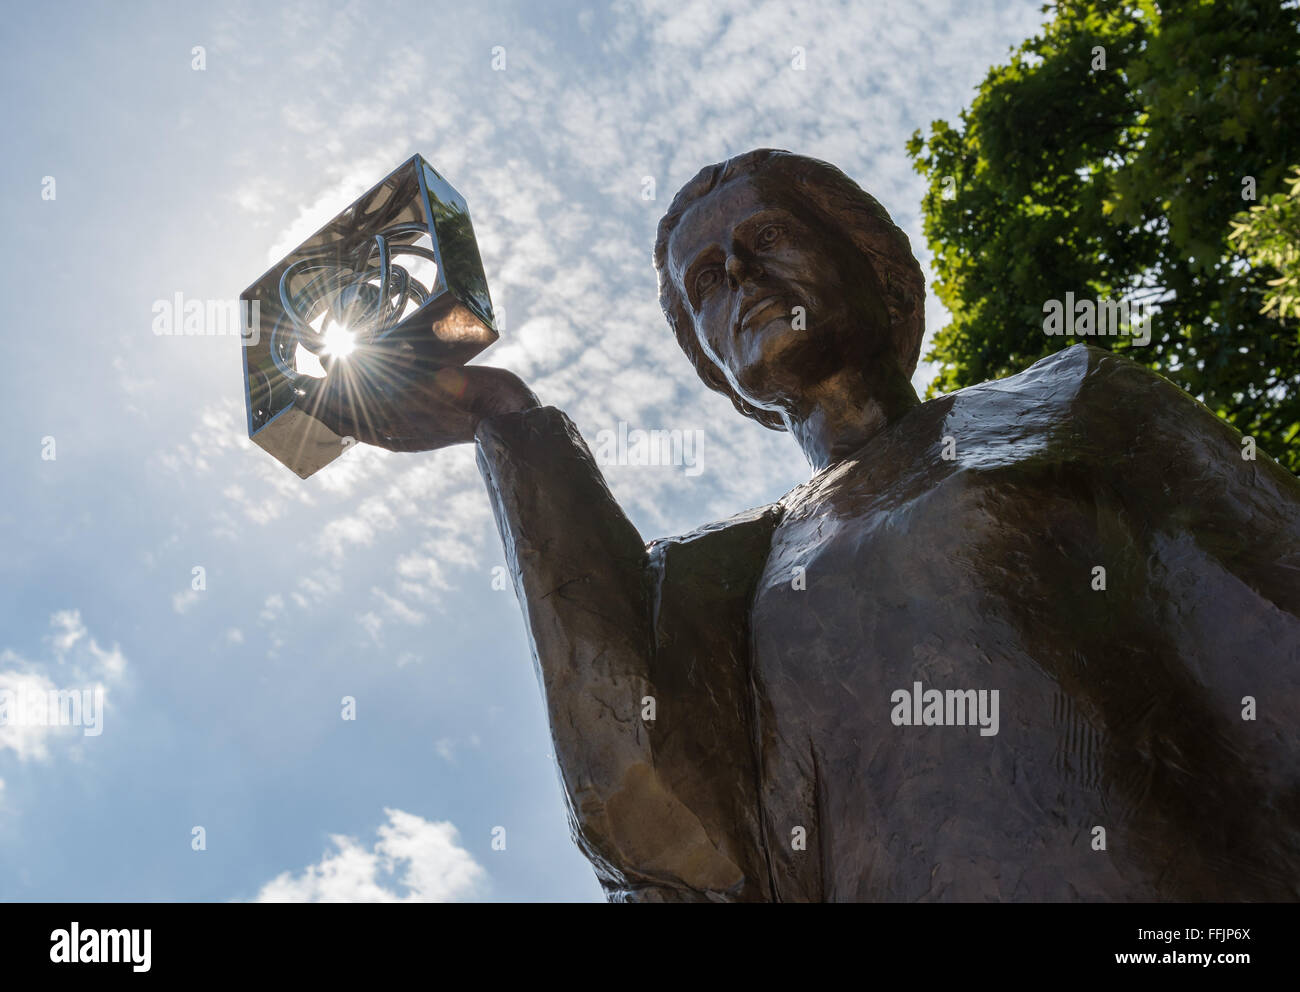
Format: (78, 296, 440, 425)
(0, 0, 1047, 901)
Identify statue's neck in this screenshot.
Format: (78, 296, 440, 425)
(785, 364, 920, 472)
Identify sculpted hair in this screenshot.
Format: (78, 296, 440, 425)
(653, 149, 926, 431)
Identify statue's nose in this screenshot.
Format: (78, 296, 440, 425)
(725, 251, 764, 291)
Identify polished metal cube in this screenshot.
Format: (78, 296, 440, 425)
(240, 155, 498, 478)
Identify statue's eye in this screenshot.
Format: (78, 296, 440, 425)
(756, 224, 783, 249)
(695, 267, 721, 298)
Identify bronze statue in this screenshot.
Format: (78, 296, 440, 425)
(303, 149, 1300, 902)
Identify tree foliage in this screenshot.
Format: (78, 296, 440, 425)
(1230, 165, 1300, 324)
(907, 0, 1300, 470)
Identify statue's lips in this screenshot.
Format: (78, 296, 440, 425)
(737, 295, 785, 334)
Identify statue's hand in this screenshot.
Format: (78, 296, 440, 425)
(299, 362, 539, 452)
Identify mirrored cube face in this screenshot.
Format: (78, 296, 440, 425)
(240, 155, 498, 479)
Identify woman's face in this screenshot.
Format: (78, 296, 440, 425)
(666, 171, 893, 417)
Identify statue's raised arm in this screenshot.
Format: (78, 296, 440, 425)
(303, 364, 774, 902)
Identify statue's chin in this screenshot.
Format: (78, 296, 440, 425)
(729, 370, 799, 423)
(730, 317, 846, 406)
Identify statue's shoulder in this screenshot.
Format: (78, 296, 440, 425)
(940, 345, 1300, 511)
(947, 342, 1152, 420)
(646, 503, 781, 568)
(937, 344, 1226, 468)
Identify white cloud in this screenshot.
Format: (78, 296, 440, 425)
(291, 568, 344, 610)
(49, 610, 86, 655)
(358, 611, 383, 644)
(228, 176, 279, 216)
(0, 611, 128, 763)
(0, 668, 63, 762)
(254, 808, 485, 903)
(316, 515, 383, 561)
(372, 587, 425, 626)
(259, 594, 285, 623)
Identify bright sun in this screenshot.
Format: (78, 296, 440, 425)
(321, 321, 357, 358)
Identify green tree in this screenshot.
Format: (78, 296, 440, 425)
(907, 0, 1300, 471)
(1230, 165, 1300, 324)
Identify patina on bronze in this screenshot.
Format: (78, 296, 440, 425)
(306, 149, 1300, 902)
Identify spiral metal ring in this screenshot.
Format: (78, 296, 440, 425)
(270, 222, 438, 381)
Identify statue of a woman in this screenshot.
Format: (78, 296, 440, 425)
(304, 150, 1300, 902)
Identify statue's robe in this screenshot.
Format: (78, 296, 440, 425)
(474, 344, 1300, 902)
